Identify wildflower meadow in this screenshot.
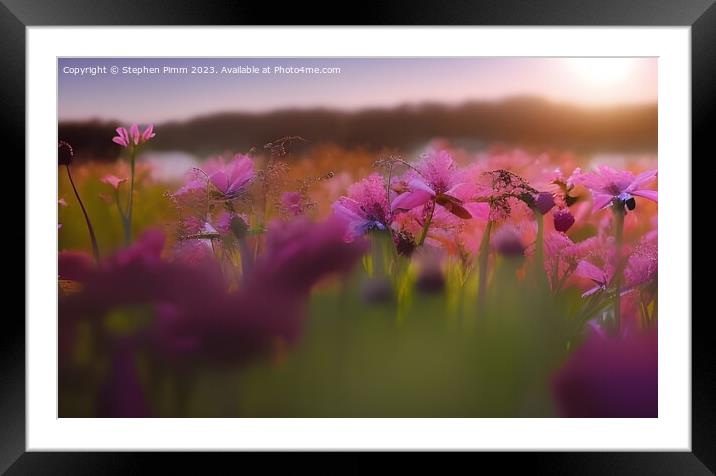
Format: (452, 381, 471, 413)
(58, 124, 658, 418)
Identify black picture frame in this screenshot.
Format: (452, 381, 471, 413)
(4, 0, 712, 471)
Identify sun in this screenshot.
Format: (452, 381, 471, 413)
(567, 58, 637, 85)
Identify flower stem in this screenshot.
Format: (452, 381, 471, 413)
(535, 212, 546, 288)
(417, 200, 436, 246)
(612, 207, 625, 335)
(115, 189, 127, 221)
(371, 230, 392, 276)
(66, 165, 100, 264)
(477, 220, 494, 310)
(125, 148, 136, 245)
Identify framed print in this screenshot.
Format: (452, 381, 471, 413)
(5, 0, 713, 471)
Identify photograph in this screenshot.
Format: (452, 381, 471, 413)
(56, 56, 658, 418)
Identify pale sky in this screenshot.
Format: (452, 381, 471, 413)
(58, 57, 657, 124)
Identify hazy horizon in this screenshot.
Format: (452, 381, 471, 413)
(58, 57, 657, 124)
(58, 95, 658, 127)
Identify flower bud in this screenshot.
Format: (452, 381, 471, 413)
(534, 192, 555, 215)
(58, 140, 74, 166)
(553, 208, 575, 232)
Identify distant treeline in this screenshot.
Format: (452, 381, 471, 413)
(58, 97, 657, 160)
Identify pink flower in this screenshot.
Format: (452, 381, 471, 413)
(281, 192, 304, 216)
(624, 238, 657, 290)
(112, 124, 155, 148)
(207, 154, 255, 198)
(172, 173, 208, 211)
(333, 173, 390, 238)
(391, 150, 474, 219)
(101, 174, 127, 190)
(574, 166, 657, 212)
(574, 259, 615, 297)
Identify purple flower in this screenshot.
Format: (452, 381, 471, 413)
(112, 124, 155, 148)
(252, 216, 368, 295)
(391, 150, 473, 219)
(552, 330, 657, 417)
(207, 154, 255, 198)
(59, 250, 94, 282)
(553, 208, 575, 232)
(575, 166, 657, 212)
(154, 217, 367, 365)
(333, 173, 391, 238)
(534, 192, 555, 215)
(59, 225, 361, 414)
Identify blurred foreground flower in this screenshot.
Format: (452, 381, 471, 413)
(59, 217, 366, 416)
(552, 330, 657, 417)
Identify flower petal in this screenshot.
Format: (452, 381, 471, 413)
(591, 192, 614, 211)
(141, 124, 155, 142)
(407, 178, 436, 197)
(627, 169, 657, 192)
(631, 189, 658, 203)
(391, 189, 433, 212)
(209, 171, 230, 194)
(575, 260, 607, 284)
(101, 174, 127, 190)
(332, 200, 365, 224)
(112, 136, 128, 147)
(130, 124, 140, 145)
(462, 202, 490, 221)
(115, 127, 129, 142)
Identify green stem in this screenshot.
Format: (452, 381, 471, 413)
(612, 207, 625, 335)
(125, 148, 136, 245)
(477, 220, 494, 310)
(66, 165, 100, 264)
(115, 189, 127, 221)
(535, 211, 545, 284)
(417, 200, 436, 246)
(371, 231, 391, 276)
(238, 238, 253, 276)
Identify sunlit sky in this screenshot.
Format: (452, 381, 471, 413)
(58, 57, 657, 123)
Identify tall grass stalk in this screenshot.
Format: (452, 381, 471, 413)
(65, 164, 100, 263)
(477, 220, 494, 311)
